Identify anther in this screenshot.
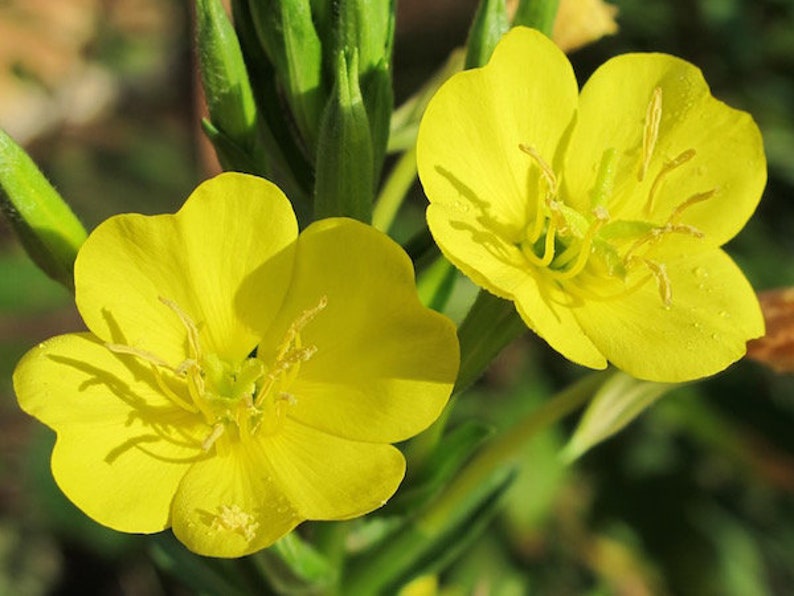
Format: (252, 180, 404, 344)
(639, 87, 663, 182)
(669, 189, 715, 224)
(645, 149, 696, 214)
(160, 296, 202, 360)
(202, 423, 226, 451)
(519, 143, 558, 198)
(640, 258, 672, 306)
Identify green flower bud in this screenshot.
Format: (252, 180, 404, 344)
(314, 50, 374, 222)
(0, 129, 87, 290)
(466, 0, 510, 69)
(195, 0, 260, 165)
(247, 0, 326, 150)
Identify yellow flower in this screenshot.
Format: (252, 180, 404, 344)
(417, 27, 765, 382)
(14, 173, 458, 557)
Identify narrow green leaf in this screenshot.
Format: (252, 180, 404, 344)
(384, 421, 494, 515)
(0, 129, 86, 290)
(455, 290, 527, 394)
(342, 466, 516, 595)
(562, 371, 680, 462)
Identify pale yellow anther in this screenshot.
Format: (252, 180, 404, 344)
(645, 149, 697, 214)
(105, 342, 171, 369)
(520, 143, 558, 198)
(639, 87, 663, 182)
(640, 257, 672, 306)
(202, 423, 226, 451)
(160, 296, 202, 360)
(669, 188, 715, 223)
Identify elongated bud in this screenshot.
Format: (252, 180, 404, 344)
(466, 0, 509, 69)
(0, 129, 87, 290)
(195, 0, 260, 162)
(247, 0, 326, 150)
(333, 0, 395, 183)
(314, 50, 374, 222)
(512, 0, 560, 35)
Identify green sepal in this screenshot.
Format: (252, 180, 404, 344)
(512, 0, 560, 36)
(465, 0, 509, 69)
(195, 0, 265, 175)
(313, 50, 374, 222)
(0, 129, 86, 291)
(561, 371, 680, 462)
(247, 0, 326, 150)
(342, 466, 516, 595)
(383, 421, 494, 516)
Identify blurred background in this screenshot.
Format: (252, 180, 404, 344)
(1, 0, 793, 594)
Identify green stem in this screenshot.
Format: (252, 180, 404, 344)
(455, 290, 528, 394)
(372, 144, 418, 233)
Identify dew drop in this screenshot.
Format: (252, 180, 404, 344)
(719, 310, 729, 318)
(711, 333, 720, 341)
(692, 266, 708, 279)
(453, 200, 470, 213)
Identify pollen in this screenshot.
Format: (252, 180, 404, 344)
(211, 504, 259, 542)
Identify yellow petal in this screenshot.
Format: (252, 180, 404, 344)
(418, 27, 579, 248)
(268, 419, 405, 520)
(564, 53, 766, 247)
(13, 333, 206, 532)
(258, 218, 458, 443)
(573, 249, 764, 381)
(513, 275, 607, 369)
(170, 419, 404, 558)
(171, 441, 302, 558)
(76, 172, 298, 365)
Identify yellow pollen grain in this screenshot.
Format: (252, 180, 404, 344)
(212, 504, 259, 542)
(639, 87, 663, 182)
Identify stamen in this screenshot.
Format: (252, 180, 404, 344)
(669, 189, 716, 224)
(639, 87, 663, 182)
(277, 296, 328, 361)
(105, 342, 171, 369)
(639, 258, 672, 306)
(645, 149, 696, 214)
(202, 423, 225, 451)
(159, 296, 202, 360)
(150, 365, 199, 413)
(519, 144, 558, 198)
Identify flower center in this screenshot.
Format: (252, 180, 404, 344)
(517, 87, 715, 307)
(106, 296, 327, 453)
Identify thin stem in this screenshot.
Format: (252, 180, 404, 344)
(372, 144, 418, 233)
